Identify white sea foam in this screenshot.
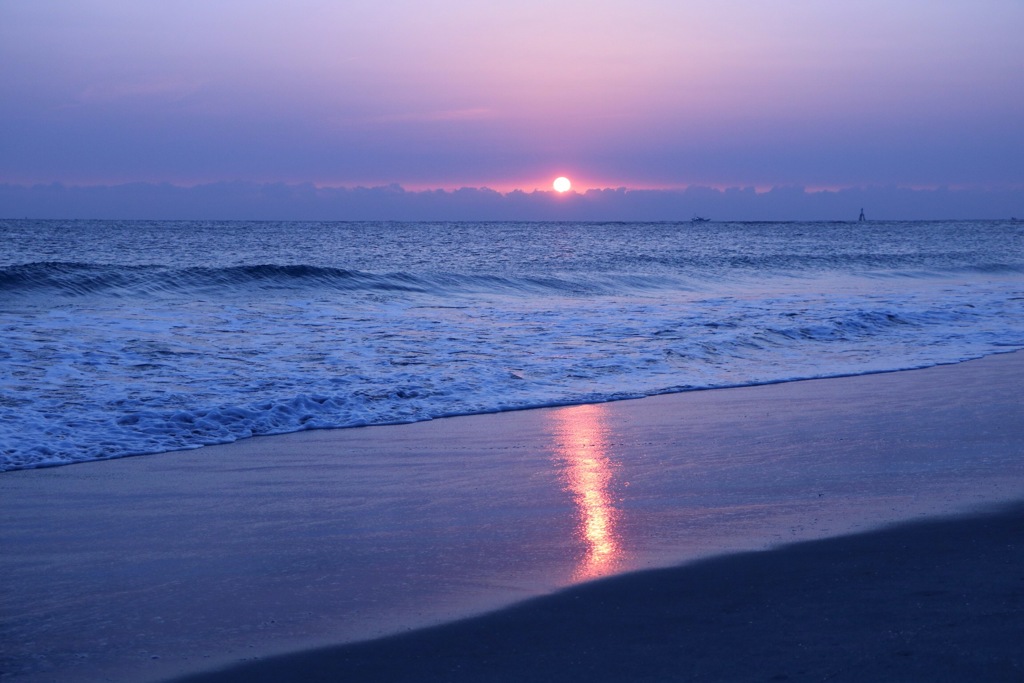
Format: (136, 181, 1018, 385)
(1, 219, 1022, 470)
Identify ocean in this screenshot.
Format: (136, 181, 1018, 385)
(2, 218, 1022, 472)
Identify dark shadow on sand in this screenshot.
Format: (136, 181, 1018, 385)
(169, 503, 1024, 682)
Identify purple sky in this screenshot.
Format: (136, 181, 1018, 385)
(2, 1, 1022, 215)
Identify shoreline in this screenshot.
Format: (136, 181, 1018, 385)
(7, 349, 1022, 474)
(2, 351, 1023, 682)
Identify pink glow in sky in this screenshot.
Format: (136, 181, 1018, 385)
(2, 0, 1022, 193)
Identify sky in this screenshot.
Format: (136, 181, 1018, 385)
(2, 1, 1023, 218)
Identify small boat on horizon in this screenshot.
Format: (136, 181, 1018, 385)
(691, 215, 710, 224)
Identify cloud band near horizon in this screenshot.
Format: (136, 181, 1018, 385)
(3, 182, 1021, 222)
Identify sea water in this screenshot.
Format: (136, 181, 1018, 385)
(1, 219, 1022, 471)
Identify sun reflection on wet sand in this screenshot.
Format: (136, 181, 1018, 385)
(549, 404, 623, 581)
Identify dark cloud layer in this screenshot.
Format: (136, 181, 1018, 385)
(3, 182, 1021, 222)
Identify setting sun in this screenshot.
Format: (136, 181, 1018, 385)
(553, 176, 572, 193)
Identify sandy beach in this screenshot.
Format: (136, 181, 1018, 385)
(171, 502, 1024, 682)
(2, 352, 1023, 682)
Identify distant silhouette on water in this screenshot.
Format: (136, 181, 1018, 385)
(858, 208, 866, 222)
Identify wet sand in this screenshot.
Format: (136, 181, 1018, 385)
(1, 352, 1023, 682)
(171, 502, 1024, 682)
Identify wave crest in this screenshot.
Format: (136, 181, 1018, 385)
(0, 261, 684, 299)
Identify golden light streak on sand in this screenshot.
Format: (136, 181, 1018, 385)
(549, 403, 622, 580)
